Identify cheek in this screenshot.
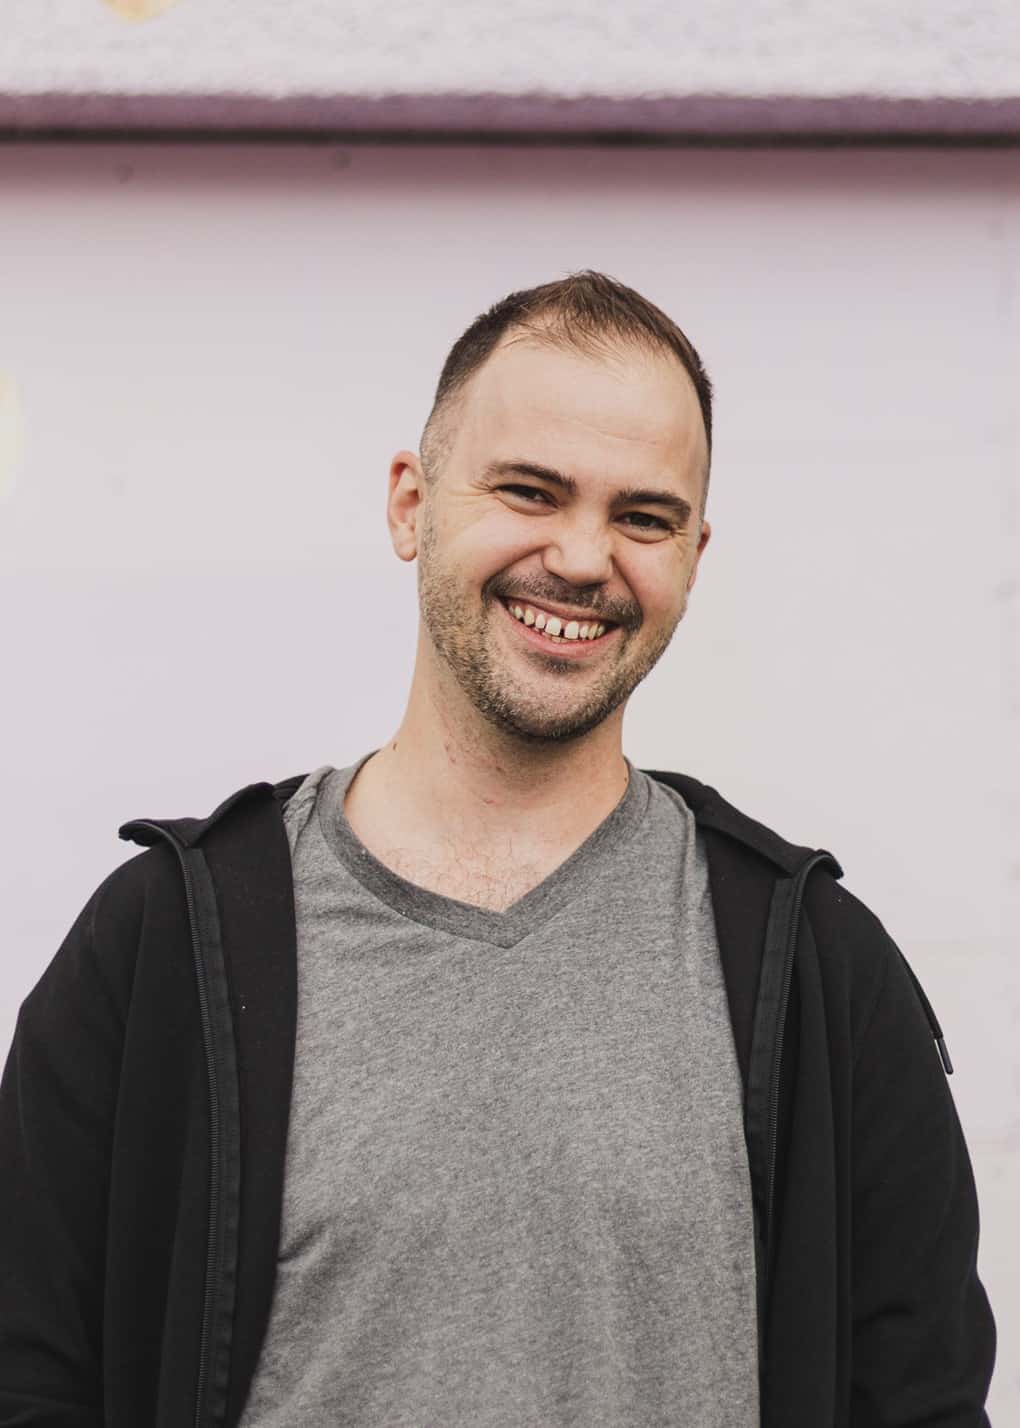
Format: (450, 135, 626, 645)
(452, 514, 543, 578)
(619, 552, 688, 624)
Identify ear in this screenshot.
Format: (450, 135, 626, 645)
(686, 519, 712, 593)
(387, 450, 427, 562)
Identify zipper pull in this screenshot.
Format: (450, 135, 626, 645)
(896, 947, 954, 1076)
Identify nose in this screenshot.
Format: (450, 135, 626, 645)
(541, 515, 614, 589)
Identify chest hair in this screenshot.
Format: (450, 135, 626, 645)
(372, 841, 566, 913)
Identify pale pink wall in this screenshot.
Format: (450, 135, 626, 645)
(0, 143, 1016, 1414)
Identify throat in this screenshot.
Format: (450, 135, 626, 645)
(346, 740, 631, 900)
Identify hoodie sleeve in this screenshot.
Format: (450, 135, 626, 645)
(0, 877, 129, 1428)
(849, 937, 997, 1426)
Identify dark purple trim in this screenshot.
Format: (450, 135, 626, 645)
(2, 90, 1020, 137)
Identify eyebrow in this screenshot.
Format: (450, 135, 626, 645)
(481, 459, 693, 525)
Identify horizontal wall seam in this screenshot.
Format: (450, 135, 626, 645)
(2, 91, 1020, 137)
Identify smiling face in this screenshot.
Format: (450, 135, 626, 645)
(390, 331, 711, 745)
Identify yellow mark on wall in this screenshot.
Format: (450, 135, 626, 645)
(101, 0, 181, 19)
(0, 374, 23, 502)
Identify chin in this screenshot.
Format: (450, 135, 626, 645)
(476, 688, 625, 744)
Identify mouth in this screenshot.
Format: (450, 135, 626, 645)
(497, 597, 620, 657)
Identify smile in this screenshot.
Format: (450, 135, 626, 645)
(499, 597, 619, 656)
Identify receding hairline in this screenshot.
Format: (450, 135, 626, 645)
(420, 322, 711, 494)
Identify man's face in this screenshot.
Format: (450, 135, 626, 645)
(408, 334, 711, 743)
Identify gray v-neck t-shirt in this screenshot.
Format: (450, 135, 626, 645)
(238, 756, 759, 1427)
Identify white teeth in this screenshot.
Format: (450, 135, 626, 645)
(506, 600, 611, 643)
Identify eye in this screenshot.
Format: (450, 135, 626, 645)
(501, 484, 553, 506)
(620, 511, 672, 533)
(498, 485, 674, 536)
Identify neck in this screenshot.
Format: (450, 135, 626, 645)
(348, 652, 631, 857)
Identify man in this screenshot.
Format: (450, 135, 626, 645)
(0, 270, 996, 1427)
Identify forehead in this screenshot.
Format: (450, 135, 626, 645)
(453, 333, 707, 484)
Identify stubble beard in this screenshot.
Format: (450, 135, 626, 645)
(416, 509, 684, 745)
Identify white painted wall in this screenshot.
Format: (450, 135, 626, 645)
(0, 143, 1017, 1414)
(2, 0, 1019, 99)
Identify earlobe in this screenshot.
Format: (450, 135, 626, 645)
(387, 450, 425, 563)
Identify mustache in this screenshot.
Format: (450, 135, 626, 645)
(486, 576, 640, 630)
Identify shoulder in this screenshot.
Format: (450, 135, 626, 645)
(643, 767, 833, 876)
(645, 765, 896, 1017)
(25, 842, 183, 1026)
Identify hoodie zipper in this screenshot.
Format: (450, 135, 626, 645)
(761, 850, 839, 1298)
(128, 822, 221, 1428)
(757, 849, 953, 1308)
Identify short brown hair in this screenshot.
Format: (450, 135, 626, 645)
(420, 269, 713, 509)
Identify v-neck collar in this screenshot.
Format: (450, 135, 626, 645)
(315, 753, 650, 949)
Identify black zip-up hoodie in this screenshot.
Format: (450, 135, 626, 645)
(0, 769, 996, 1427)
